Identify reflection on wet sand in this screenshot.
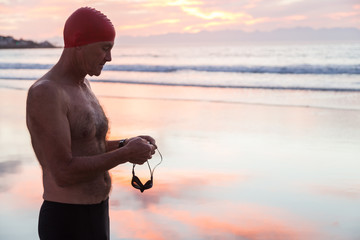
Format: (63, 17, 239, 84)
(1, 84, 360, 240)
(309, 183, 360, 199)
(1, 157, 321, 240)
(109, 169, 319, 240)
(110, 169, 242, 207)
(0, 159, 22, 192)
(3, 164, 42, 208)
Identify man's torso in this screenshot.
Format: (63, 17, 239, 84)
(33, 78, 112, 204)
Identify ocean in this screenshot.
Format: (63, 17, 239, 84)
(1, 41, 360, 240)
(1, 41, 360, 110)
(0, 42, 359, 88)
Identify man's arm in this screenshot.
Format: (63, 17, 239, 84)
(26, 82, 154, 187)
(106, 139, 128, 152)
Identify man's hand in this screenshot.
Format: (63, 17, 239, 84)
(138, 135, 157, 148)
(124, 136, 157, 165)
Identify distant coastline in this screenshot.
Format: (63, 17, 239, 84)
(116, 27, 360, 45)
(0, 35, 57, 49)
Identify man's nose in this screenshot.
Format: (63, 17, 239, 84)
(105, 51, 112, 62)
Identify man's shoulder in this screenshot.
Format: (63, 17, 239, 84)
(29, 78, 57, 92)
(27, 79, 67, 105)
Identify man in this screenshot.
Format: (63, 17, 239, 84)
(26, 7, 156, 240)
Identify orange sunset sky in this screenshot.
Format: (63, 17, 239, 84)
(0, 0, 359, 41)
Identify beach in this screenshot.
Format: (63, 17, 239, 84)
(1, 79, 360, 239)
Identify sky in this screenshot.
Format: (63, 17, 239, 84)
(0, 0, 359, 41)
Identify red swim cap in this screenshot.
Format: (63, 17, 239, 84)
(63, 7, 115, 48)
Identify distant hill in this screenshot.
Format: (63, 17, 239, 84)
(19, 27, 359, 48)
(0, 36, 57, 49)
(116, 27, 360, 45)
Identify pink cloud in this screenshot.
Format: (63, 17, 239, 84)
(327, 11, 359, 20)
(1, 0, 359, 40)
(284, 15, 307, 21)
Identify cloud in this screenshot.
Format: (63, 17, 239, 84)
(167, 0, 203, 6)
(327, 11, 359, 20)
(1, 0, 359, 41)
(181, 7, 238, 20)
(279, 0, 303, 5)
(117, 19, 180, 31)
(243, 0, 264, 9)
(27, 6, 65, 19)
(284, 15, 307, 21)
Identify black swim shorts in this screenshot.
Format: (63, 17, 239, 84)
(38, 198, 109, 240)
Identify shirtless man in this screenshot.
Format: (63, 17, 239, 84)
(26, 7, 156, 240)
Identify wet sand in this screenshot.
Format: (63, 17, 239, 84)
(1, 83, 360, 239)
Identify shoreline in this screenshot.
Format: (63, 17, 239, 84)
(1, 79, 360, 111)
(90, 78, 360, 93)
(1, 76, 360, 93)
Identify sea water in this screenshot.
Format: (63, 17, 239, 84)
(1, 42, 359, 109)
(0, 42, 359, 88)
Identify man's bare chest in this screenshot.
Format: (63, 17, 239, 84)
(66, 86, 108, 141)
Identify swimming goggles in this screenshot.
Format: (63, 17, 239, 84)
(131, 149, 163, 193)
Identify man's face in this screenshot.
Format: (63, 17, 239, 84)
(79, 41, 113, 77)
